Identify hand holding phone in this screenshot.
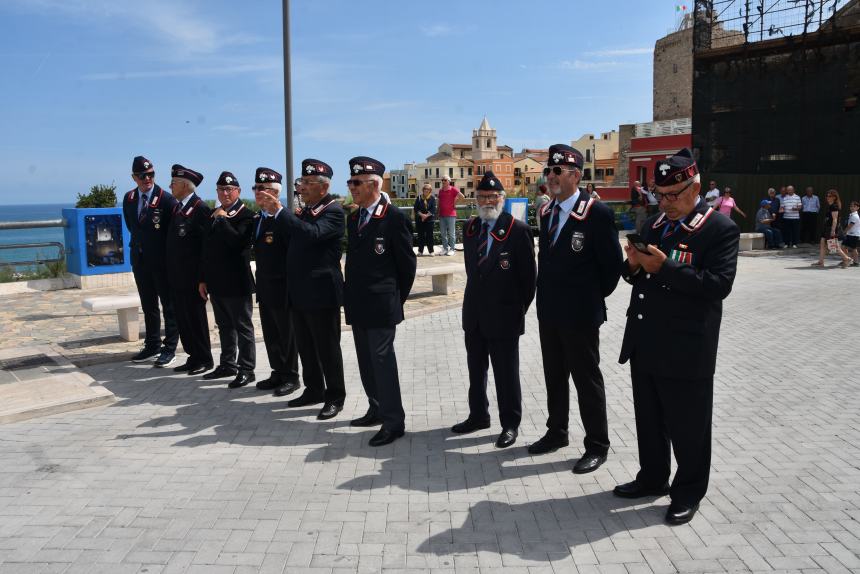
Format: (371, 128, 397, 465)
(626, 233, 652, 255)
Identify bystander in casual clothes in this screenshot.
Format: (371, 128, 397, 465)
(780, 187, 802, 248)
(843, 202, 860, 266)
(800, 187, 820, 244)
(704, 181, 720, 208)
(755, 200, 784, 249)
(813, 189, 852, 268)
(438, 176, 464, 256)
(413, 186, 437, 256)
(713, 188, 746, 221)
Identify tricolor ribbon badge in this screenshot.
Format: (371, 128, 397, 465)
(670, 249, 693, 264)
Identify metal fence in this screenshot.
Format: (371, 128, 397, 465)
(693, 0, 855, 50)
(0, 220, 66, 270)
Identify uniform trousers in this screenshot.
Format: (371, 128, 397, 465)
(538, 321, 609, 455)
(352, 325, 405, 433)
(630, 359, 713, 505)
(133, 264, 178, 352)
(259, 301, 299, 383)
(291, 307, 345, 404)
(171, 286, 211, 366)
(211, 295, 255, 372)
(464, 329, 522, 430)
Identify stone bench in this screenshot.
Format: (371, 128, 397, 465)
(739, 232, 766, 252)
(415, 264, 461, 295)
(81, 294, 140, 342)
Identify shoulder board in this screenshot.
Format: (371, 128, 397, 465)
(184, 197, 201, 216)
(371, 202, 389, 219)
(568, 197, 595, 221)
(651, 212, 668, 229)
(126, 190, 136, 201)
(490, 216, 515, 242)
(681, 207, 715, 232)
(294, 207, 303, 216)
(310, 198, 335, 218)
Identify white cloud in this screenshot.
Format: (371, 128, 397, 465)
(420, 24, 453, 38)
(80, 59, 280, 81)
(585, 47, 653, 57)
(557, 60, 621, 71)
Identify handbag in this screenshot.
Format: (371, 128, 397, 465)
(827, 238, 841, 254)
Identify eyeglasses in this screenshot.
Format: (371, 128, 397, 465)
(134, 172, 155, 180)
(346, 179, 369, 187)
(543, 166, 577, 176)
(217, 186, 239, 193)
(654, 179, 696, 202)
(253, 185, 276, 193)
(476, 194, 501, 203)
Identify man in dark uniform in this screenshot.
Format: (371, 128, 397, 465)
(200, 171, 256, 388)
(344, 156, 417, 447)
(452, 171, 536, 448)
(122, 155, 179, 367)
(257, 161, 347, 420)
(165, 164, 213, 375)
(614, 148, 739, 525)
(251, 169, 300, 396)
(530, 144, 622, 474)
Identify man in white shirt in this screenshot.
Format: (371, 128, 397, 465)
(704, 180, 720, 208)
(800, 187, 820, 245)
(780, 185, 802, 248)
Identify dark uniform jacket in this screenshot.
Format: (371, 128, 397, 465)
(618, 200, 740, 379)
(462, 212, 536, 338)
(201, 199, 255, 297)
(165, 194, 211, 290)
(536, 191, 623, 327)
(272, 194, 345, 311)
(344, 196, 417, 328)
(253, 210, 291, 308)
(413, 195, 436, 222)
(122, 185, 178, 270)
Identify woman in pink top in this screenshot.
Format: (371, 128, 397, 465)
(713, 187, 746, 220)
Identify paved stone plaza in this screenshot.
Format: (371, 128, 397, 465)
(0, 253, 858, 573)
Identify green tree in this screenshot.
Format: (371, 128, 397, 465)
(76, 183, 117, 208)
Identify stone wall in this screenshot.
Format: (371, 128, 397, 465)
(653, 27, 693, 121)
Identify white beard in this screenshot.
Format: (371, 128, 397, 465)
(479, 204, 502, 221)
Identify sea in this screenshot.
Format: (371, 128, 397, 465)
(0, 203, 76, 269)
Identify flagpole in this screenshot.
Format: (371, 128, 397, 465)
(282, 0, 294, 210)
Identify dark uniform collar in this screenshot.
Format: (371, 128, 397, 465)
(308, 194, 336, 217)
(221, 198, 245, 218)
(651, 198, 713, 232)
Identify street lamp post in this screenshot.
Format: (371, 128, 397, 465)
(282, 0, 294, 210)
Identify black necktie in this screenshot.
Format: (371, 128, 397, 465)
(478, 222, 489, 266)
(548, 205, 561, 246)
(358, 207, 369, 231)
(139, 193, 148, 222)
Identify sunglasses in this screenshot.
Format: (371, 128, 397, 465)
(543, 166, 577, 176)
(252, 185, 275, 192)
(346, 179, 369, 187)
(134, 172, 155, 180)
(654, 178, 696, 202)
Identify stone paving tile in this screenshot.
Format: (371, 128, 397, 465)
(0, 254, 859, 573)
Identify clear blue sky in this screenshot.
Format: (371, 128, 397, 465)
(0, 0, 684, 204)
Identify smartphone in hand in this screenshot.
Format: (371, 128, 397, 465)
(626, 233, 652, 255)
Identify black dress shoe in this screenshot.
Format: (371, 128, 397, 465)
(666, 501, 699, 525)
(173, 362, 192, 373)
(255, 375, 282, 390)
(286, 392, 325, 407)
(368, 427, 405, 447)
(202, 365, 237, 380)
(228, 371, 255, 389)
(572, 453, 607, 474)
(451, 418, 491, 434)
(273, 381, 300, 397)
(317, 402, 343, 420)
(351, 411, 383, 427)
(495, 428, 518, 448)
(188, 363, 214, 376)
(131, 347, 161, 363)
(613, 480, 670, 499)
(527, 431, 569, 455)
